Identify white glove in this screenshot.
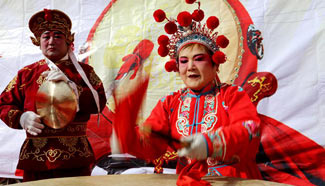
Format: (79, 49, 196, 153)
(20, 111, 44, 136)
(42, 69, 68, 82)
(177, 133, 208, 160)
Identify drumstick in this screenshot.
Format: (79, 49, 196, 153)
(145, 127, 190, 148)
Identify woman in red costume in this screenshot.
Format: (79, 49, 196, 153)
(113, 1, 262, 185)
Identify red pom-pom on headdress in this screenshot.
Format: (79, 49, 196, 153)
(177, 11, 192, 27)
(44, 9, 52, 22)
(165, 59, 178, 72)
(153, 1, 229, 69)
(158, 45, 169, 57)
(192, 9, 204, 22)
(185, 0, 196, 4)
(212, 51, 226, 64)
(216, 35, 229, 48)
(153, 9, 166, 22)
(164, 21, 178, 34)
(206, 16, 219, 30)
(158, 35, 170, 46)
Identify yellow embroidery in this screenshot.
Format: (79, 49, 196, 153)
(77, 85, 83, 96)
(21, 66, 33, 71)
(38, 60, 47, 65)
(59, 137, 78, 147)
(5, 76, 18, 92)
(45, 149, 63, 162)
(247, 76, 272, 102)
(36, 75, 46, 87)
(32, 138, 47, 149)
(153, 151, 178, 173)
(8, 109, 21, 127)
(89, 69, 101, 86)
(19, 136, 92, 163)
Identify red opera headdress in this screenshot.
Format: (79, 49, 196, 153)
(28, 9, 74, 46)
(153, 0, 229, 72)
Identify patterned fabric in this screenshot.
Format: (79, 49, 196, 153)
(120, 82, 262, 179)
(153, 150, 178, 174)
(0, 59, 107, 171)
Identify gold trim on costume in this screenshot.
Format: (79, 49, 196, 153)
(5, 76, 17, 92)
(8, 109, 21, 127)
(36, 75, 46, 87)
(19, 136, 92, 163)
(89, 69, 101, 86)
(247, 76, 272, 102)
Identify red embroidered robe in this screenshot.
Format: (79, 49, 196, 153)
(115, 82, 262, 179)
(0, 59, 107, 171)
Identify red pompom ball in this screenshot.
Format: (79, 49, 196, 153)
(153, 9, 166, 22)
(158, 45, 169, 57)
(185, 0, 196, 4)
(165, 59, 178, 72)
(206, 16, 219, 30)
(164, 21, 178, 34)
(44, 9, 53, 21)
(177, 11, 192, 27)
(216, 35, 229, 48)
(212, 51, 226, 64)
(157, 35, 169, 46)
(192, 9, 204, 22)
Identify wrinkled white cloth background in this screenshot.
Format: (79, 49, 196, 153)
(0, 0, 324, 179)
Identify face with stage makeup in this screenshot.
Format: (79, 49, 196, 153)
(40, 30, 69, 62)
(178, 43, 218, 91)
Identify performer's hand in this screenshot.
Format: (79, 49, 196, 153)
(177, 133, 208, 160)
(20, 111, 44, 136)
(42, 69, 69, 82)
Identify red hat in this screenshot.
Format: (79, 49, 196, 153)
(28, 9, 74, 46)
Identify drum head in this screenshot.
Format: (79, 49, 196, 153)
(35, 80, 78, 129)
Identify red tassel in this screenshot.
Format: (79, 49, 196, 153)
(158, 35, 170, 46)
(164, 21, 178, 34)
(206, 16, 219, 30)
(158, 45, 169, 57)
(165, 59, 177, 72)
(216, 35, 229, 48)
(185, 0, 196, 4)
(177, 11, 192, 27)
(212, 51, 226, 64)
(153, 9, 166, 22)
(192, 9, 204, 22)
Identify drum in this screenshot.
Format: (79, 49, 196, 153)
(9, 174, 290, 186)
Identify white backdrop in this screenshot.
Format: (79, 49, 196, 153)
(0, 0, 324, 179)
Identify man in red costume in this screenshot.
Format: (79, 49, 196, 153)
(0, 9, 107, 182)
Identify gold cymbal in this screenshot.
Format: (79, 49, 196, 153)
(35, 80, 78, 129)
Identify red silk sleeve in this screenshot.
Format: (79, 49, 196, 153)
(113, 78, 170, 161)
(0, 74, 25, 129)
